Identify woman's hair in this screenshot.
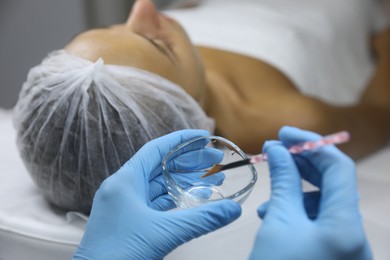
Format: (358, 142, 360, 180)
(13, 50, 214, 214)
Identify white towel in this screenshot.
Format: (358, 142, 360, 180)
(165, 0, 386, 105)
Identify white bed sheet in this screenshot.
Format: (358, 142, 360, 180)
(0, 109, 389, 260)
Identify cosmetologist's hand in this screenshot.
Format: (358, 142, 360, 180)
(73, 130, 241, 260)
(249, 126, 372, 260)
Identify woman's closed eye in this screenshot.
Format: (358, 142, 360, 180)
(143, 36, 176, 63)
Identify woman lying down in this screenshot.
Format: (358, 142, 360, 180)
(13, 0, 390, 214)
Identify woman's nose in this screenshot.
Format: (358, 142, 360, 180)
(126, 0, 160, 36)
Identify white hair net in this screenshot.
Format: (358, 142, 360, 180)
(13, 50, 214, 214)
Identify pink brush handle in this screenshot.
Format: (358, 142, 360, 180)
(249, 131, 350, 164)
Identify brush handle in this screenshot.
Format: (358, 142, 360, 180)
(250, 131, 350, 163)
(219, 158, 252, 171)
(202, 131, 350, 177)
(249, 154, 268, 164)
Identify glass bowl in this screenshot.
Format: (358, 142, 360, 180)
(162, 136, 258, 208)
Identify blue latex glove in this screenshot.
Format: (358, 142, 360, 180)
(73, 129, 241, 260)
(250, 126, 372, 260)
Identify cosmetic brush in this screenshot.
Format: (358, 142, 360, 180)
(202, 131, 350, 178)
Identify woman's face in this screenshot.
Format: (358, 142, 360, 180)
(65, 0, 205, 102)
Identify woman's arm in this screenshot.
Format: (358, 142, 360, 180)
(274, 30, 390, 159)
(339, 28, 390, 159)
(262, 33, 390, 158)
(200, 34, 390, 160)
(222, 89, 390, 160)
(361, 28, 390, 108)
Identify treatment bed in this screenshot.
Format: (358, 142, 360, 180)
(0, 108, 389, 259)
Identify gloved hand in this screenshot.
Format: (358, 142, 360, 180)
(249, 126, 372, 260)
(73, 129, 241, 260)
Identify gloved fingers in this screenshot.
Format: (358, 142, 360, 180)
(317, 156, 358, 215)
(303, 191, 321, 220)
(167, 148, 224, 172)
(257, 201, 269, 219)
(92, 175, 145, 216)
(171, 172, 226, 201)
(150, 194, 177, 211)
(148, 171, 224, 201)
(171, 171, 225, 187)
(291, 154, 322, 188)
(169, 200, 241, 240)
(149, 171, 225, 209)
(166, 136, 211, 159)
(263, 141, 305, 217)
(278, 126, 322, 148)
(117, 129, 209, 185)
(278, 126, 359, 214)
(150, 129, 209, 157)
(149, 175, 168, 201)
(319, 160, 359, 216)
(147, 139, 211, 187)
(278, 126, 322, 187)
(200, 171, 225, 185)
(257, 192, 321, 220)
(146, 130, 210, 179)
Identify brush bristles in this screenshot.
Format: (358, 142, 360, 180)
(201, 164, 223, 178)
(201, 158, 251, 178)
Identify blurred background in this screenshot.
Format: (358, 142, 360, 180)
(0, 0, 141, 109)
(0, 0, 195, 109)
